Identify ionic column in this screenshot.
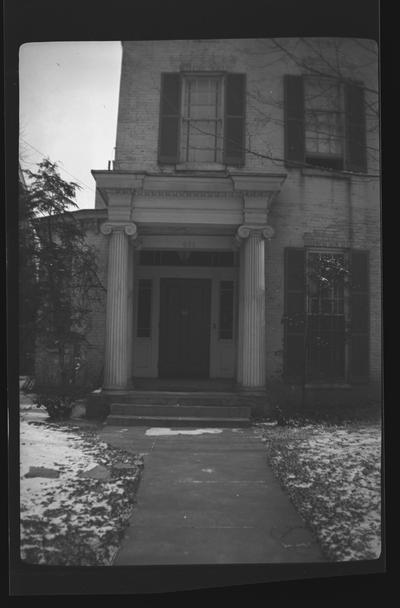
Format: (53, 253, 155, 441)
(101, 222, 137, 390)
(236, 225, 274, 389)
(236, 242, 245, 384)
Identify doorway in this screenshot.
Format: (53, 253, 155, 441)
(159, 278, 211, 378)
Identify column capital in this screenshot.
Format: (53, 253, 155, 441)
(235, 224, 275, 242)
(100, 221, 138, 239)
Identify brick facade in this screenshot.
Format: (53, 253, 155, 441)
(37, 39, 381, 410)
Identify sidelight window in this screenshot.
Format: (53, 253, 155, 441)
(136, 279, 152, 338)
(219, 280, 234, 340)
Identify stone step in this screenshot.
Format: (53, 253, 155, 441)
(110, 403, 252, 418)
(107, 391, 265, 407)
(106, 415, 251, 428)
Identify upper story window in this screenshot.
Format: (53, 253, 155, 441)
(284, 75, 367, 173)
(304, 78, 345, 170)
(181, 76, 223, 163)
(158, 72, 246, 167)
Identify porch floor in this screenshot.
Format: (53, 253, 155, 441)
(131, 377, 237, 392)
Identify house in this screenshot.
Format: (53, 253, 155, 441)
(35, 38, 381, 415)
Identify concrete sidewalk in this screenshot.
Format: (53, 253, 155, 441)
(99, 425, 325, 565)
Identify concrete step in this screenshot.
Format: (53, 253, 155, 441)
(110, 403, 252, 419)
(106, 415, 252, 428)
(107, 391, 264, 407)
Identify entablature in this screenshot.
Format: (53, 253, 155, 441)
(91, 170, 287, 228)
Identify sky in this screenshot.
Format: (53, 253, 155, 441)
(19, 41, 122, 209)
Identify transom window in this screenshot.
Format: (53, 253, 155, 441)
(138, 250, 237, 267)
(304, 78, 345, 170)
(181, 76, 223, 163)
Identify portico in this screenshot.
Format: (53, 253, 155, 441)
(92, 171, 286, 393)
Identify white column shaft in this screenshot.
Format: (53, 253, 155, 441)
(104, 229, 129, 389)
(237, 245, 245, 384)
(242, 232, 266, 388)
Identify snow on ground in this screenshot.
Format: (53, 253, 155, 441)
(20, 408, 143, 566)
(145, 427, 223, 436)
(259, 421, 382, 561)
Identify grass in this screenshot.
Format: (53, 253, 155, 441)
(20, 406, 143, 566)
(259, 419, 382, 561)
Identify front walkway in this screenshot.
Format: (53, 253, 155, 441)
(99, 425, 325, 565)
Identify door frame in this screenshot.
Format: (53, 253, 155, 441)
(133, 265, 238, 379)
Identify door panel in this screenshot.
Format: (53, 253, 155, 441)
(159, 279, 211, 378)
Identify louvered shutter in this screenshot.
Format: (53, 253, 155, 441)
(350, 251, 369, 383)
(224, 73, 246, 166)
(345, 83, 367, 173)
(284, 75, 305, 167)
(283, 248, 306, 382)
(158, 73, 181, 164)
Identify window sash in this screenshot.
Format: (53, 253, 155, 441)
(181, 76, 223, 163)
(304, 77, 345, 161)
(306, 251, 348, 381)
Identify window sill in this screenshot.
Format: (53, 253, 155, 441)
(304, 383, 352, 389)
(301, 167, 350, 179)
(175, 162, 226, 172)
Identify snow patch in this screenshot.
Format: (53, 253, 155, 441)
(19, 414, 142, 566)
(145, 427, 223, 436)
(262, 421, 382, 561)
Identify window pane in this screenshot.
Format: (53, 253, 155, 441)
(304, 77, 344, 164)
(138, 250, 236, 267)
(305, 78, 341, 111)
(219, 281, 234, 339)
(183, 77, 221, 162)
(137, 279, 152, 337)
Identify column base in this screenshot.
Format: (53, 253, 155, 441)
(237, 383, 267, 396)
(101, 387, 131, 395)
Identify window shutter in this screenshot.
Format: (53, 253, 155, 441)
(350, 250, 369, 383)
(158, 73, 181, 164)
(283, 248, 306, 382)
(284, 75, 305, 167)
(224, 73, 246, 166)
(345, 83, 367, 173)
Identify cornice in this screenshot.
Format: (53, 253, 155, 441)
(91, 171, 287, 201)
(136, 189, 242, 199)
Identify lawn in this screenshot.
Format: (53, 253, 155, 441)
(18, 394, 383, 565)
(19, 402, 143, 566)
(259, 419, 382, 561)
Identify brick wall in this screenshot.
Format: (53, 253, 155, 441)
(265, 170, 382, 404)
(115, 38, 379, 176)
(88, 39, 381, 409)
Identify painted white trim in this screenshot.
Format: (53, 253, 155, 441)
(133, 264, 238, 379)
(139, 235, 235, 250)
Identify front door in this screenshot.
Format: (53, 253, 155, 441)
(159, 278, 211, 378)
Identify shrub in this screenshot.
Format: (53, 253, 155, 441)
(34, 394, 74, 421)
(34, 386, 88, 421)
